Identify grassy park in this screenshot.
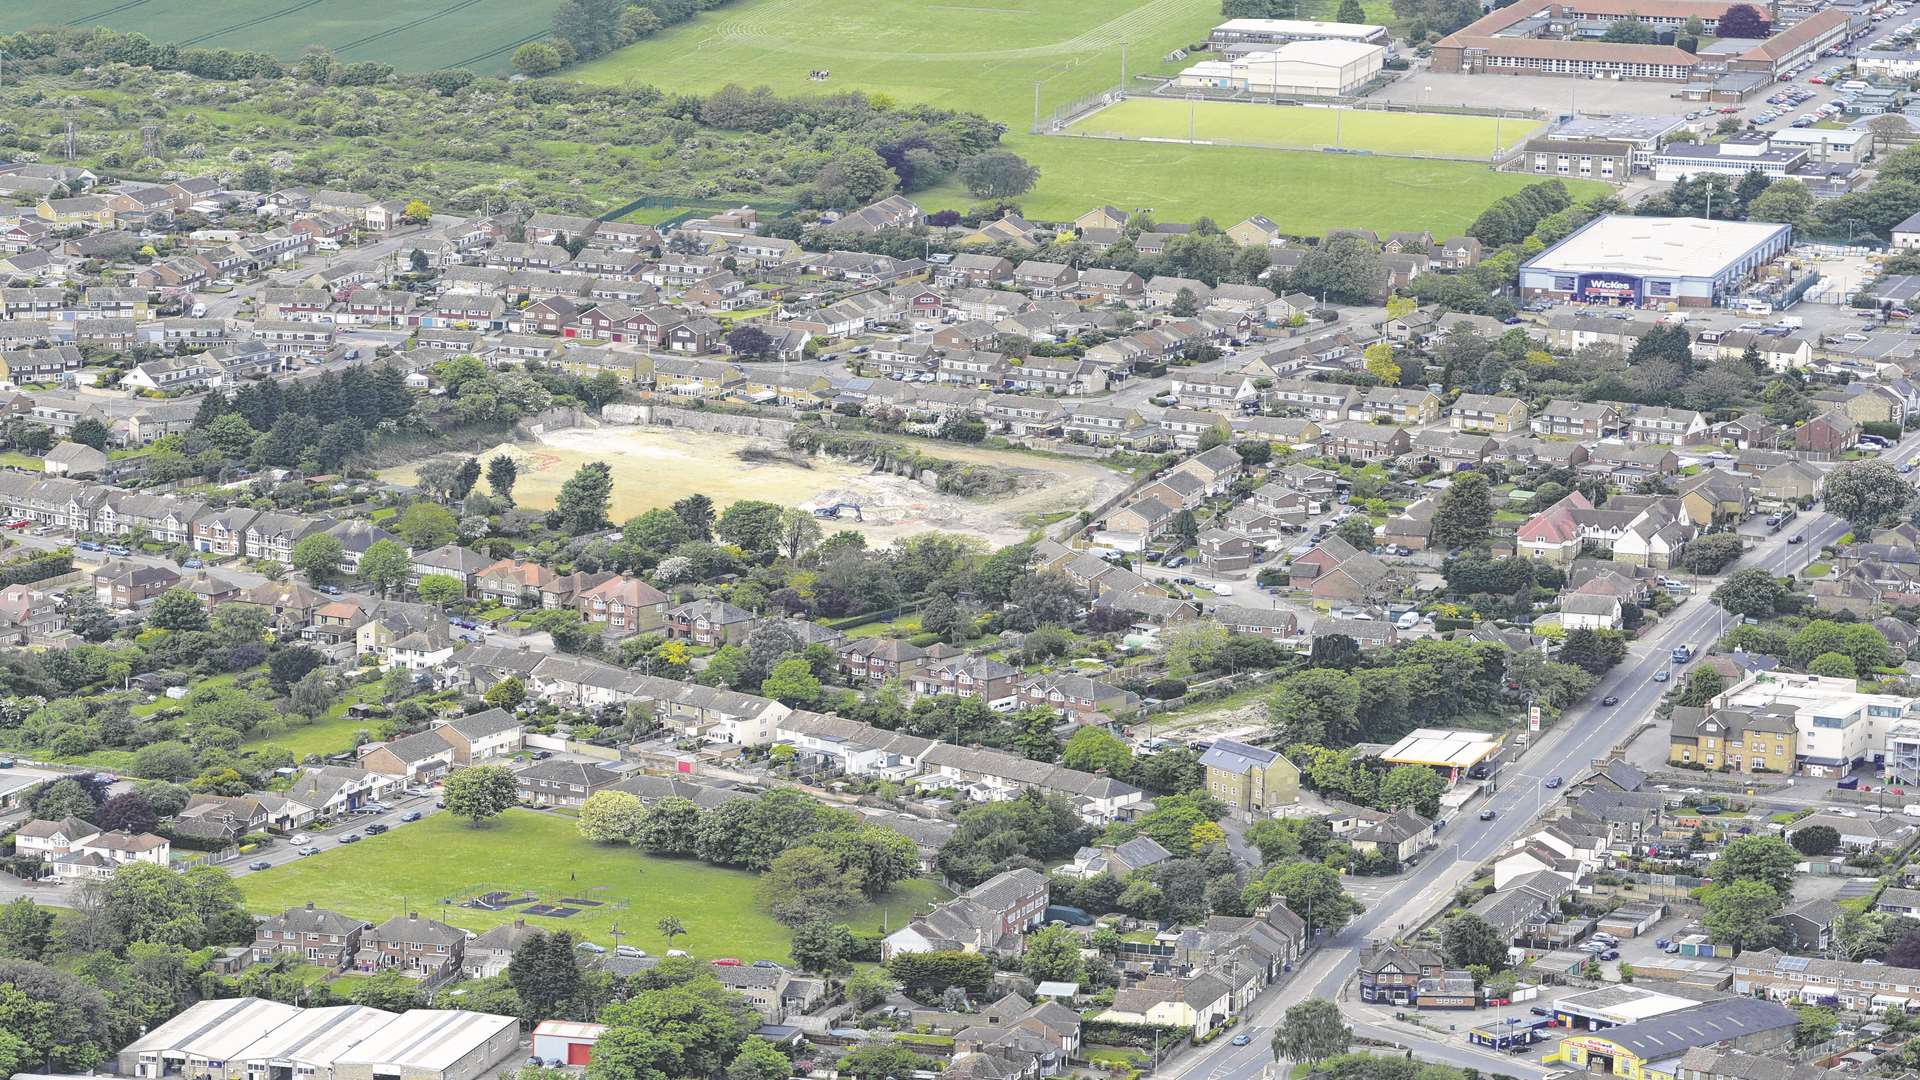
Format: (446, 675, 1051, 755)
(237, 810, 952, 961)
(573, 0, 1587, 232)
(916, 135, 1608, 236)
(1065, 99, 1543, 158)
(0, 0, 565, 72)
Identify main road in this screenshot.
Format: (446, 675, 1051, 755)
(1163, 431, 1920, 1080)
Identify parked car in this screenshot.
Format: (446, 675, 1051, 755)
(712, 958, 742, 966)
(288, 834, 310, 844)
(1788, 533, 1804, 544)
(1653, 669, 1671, 682)
(364, 823, 388, 835)
(400, 810, 422, 822)
(104, 545, 130, 556)
(1231, 1035, 1252, 1047)
(339, 833, 360, 843)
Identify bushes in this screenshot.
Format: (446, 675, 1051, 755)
(1081, 1020, 1190, 1049)
(0, 549, 72, 587)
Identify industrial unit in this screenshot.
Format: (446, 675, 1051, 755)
(119, 1000, 520, 1080)
(1174, 40, 1388, 97)
(1517, 215, 1792, 308)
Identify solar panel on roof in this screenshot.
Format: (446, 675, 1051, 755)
(1778, 956, 1811, 971)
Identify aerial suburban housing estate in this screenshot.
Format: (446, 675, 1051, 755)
(5, 0, 1920, 1077)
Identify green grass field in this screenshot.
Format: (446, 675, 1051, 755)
(240, 684, 390, 761)
(1066, 99, 1543, 158)
(237, 810, 952, 961)
(573, 0, 1219, 124)
(914, 134, 1609, 236)
(573, 0, 1590, 233)
(0, 0, 565, 73)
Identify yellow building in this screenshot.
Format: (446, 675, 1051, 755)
(1198, 739, 1299, 815)
(1667, 704, 1795, 773)
(1544, 999, 1797, 1080)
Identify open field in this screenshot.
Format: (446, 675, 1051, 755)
(0, 0, 562, 73)
(380, 425, 1130, 547)
(1065, 99, 1543, 158)
(571, 0, 1588, 231)
(573, 0, 1218, 124)
(916, 134, 1610, 235)
(237, 810, 952, 959)
(241, 684, 389, 760)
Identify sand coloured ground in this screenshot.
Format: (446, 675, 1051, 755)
(382, 425, 1129, 547)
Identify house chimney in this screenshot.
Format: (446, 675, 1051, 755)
(408, 911, 418, 921)
(515, 918, 525, 929)
(306, 901, 315, 911)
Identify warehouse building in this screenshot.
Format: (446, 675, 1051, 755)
(121, 998, 306, 1079)
(1209, 17, 1390, 50)
(1174, 40, 1387, 96)
(1518, 215, 1792, 308)
(220, 1005, 400, 1080)
(1545, 998, 1798, 1078)
(120, 1000, 521, 1080)
(335, 1010, 520, 1080)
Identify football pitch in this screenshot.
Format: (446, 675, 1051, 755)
(0, 0, 565, 73)
(1064, 98, 1544, 159)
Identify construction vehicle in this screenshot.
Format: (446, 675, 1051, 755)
(812, 502, 864, 521)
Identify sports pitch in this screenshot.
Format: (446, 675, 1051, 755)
(0, 0, 565, 73)
(1064, 98, 1544, 158)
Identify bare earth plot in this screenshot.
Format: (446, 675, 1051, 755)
(381, 425, 1130, 548)
(0, 0, 563, 72)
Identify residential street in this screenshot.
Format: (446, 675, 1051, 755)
(1160, 429, 1920, 1079)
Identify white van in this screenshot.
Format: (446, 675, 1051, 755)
(1396, 611, 1421, 630)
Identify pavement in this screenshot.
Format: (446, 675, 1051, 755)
(1157, 427, 1920, 1079)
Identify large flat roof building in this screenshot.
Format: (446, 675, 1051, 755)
(1518, 215, 1792, 308)
(1210, 17, 1390, 46)
(121, 998, 307, 1079)
(1175, 40, 1388, 97)
(1378, 727, 1504, 782)
(120, 1000, 520, 1080)
(334, 1009, 521, 1080)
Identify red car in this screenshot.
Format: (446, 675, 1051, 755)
(711, 958, 742, 966)
(3, 520, 28, 529)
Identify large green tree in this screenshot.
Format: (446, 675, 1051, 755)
(1430, 471, 1493, 549)
(1703, 878, 1783, 952)
(554, 461, 614, 535)
(1271, 999, 1351, 1064)
(442, 765, 517, 827)
(1823, 459, 1912, 530)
